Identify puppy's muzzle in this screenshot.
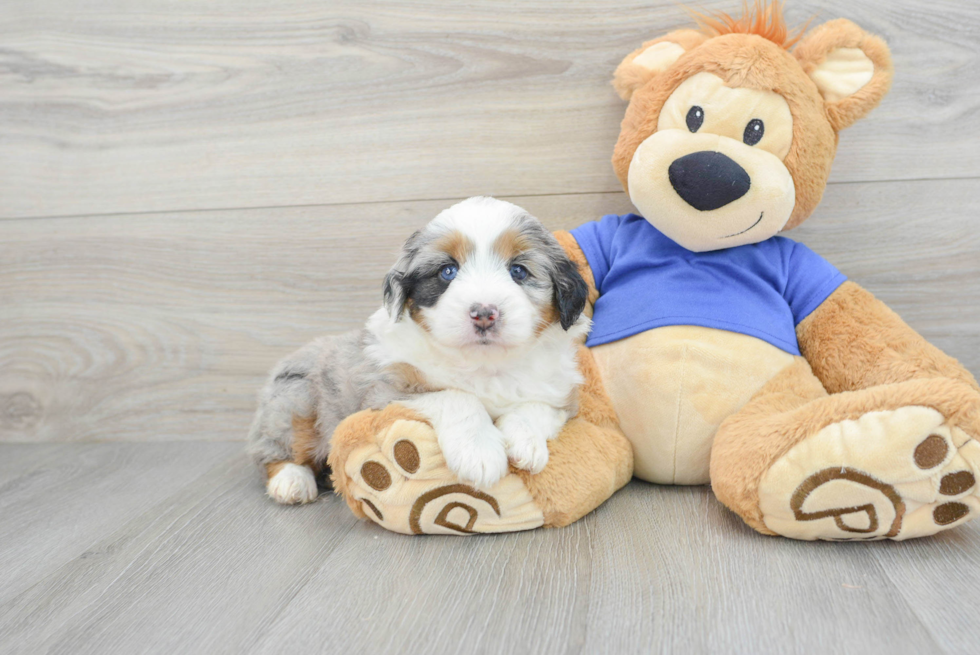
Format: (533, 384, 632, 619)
(668, 150, 751, 211)
(469, 303, 499, 333)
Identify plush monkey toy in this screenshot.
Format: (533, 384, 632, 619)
(328, 2, 980, 540)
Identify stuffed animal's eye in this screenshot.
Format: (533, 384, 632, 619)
(509, 264, 529, 281)
(440, 264, 458, 281)
(686, 106, 704, 133)
(743, 119, 764, 145)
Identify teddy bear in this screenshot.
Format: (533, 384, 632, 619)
(326, 2, 980, 540)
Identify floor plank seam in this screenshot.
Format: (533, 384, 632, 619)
(834, 545, 948, 655)
(0, 448, 242, 613)
(3, 174, 978, 223)
(240, 511, 359, 655)
(869, 544, 965, 655)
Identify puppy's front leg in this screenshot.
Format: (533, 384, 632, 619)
(496, 403, 568, 474)
(403, 390, 509, 489)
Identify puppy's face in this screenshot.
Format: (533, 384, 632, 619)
(383, 197, 588, 351)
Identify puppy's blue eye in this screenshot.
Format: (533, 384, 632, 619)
(510, 264, 529, 281)
(440, 264, 458, 281)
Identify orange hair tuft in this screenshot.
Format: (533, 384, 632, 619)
(688, 1, 810, 50)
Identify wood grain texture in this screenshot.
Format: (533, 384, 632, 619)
(0, 451, 358, 655)
(871, 530, 980, 654)
(251, 508, 596, 655)
(0, 441, 240, 605)
(0, 443, 65, 485)
(3, 444, 978, 654)
(2, 180, 977, 444)
(1, 0, 979, 218)
(581, 484, 941, 654)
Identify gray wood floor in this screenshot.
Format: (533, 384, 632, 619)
(2, 0, 980, 653)
(2, 444, 980, 654)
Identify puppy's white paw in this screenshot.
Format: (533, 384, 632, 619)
(267, 463, 318, 505)
(505, 436, 549, 475)
(441, 425, 509, 490)
(497, 414, 550, 474)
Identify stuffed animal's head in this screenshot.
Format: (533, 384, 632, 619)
(612, 2, 892, 252)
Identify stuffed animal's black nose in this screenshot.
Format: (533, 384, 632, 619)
(668, 151, 751, 211)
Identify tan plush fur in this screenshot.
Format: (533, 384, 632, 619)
(615, 35, 833, 232)
(797, 282, 980, 394)
(613, 29, 709, 101)
(329, 404, 431, 519)
(517, 347, 633, 528)
(711, 361, 980, 534)
(612, 12, 892, 231)
(710, 282, 980, 535)
(793, 19, 894, 133)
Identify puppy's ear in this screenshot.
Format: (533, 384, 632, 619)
(382, 230, 421, 320)
(794, 18, 893, 132)
(613, 29, 708, 101)
(551, 257, 589, 330)
(382, 269, 407, 320)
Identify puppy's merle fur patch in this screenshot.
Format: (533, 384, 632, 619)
(383, 229, 454, 320)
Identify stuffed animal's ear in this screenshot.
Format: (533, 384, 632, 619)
(613, 29, 709, 101)
(794, 18, 893, 132)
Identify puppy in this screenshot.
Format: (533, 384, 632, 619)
(247, 196, 590, 504)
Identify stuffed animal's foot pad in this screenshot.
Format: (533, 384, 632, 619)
(267, 463, 319, 505)
(759, 406, 980, 540)
(343, 419, 545, 535)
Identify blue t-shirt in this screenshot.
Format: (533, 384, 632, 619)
(570, 214, 846, 356)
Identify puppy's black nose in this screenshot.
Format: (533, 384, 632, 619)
(469, 304, 499, 331)
(668, 151, 751, 211)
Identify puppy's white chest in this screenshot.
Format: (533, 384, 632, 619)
(441, 357, 574, 418)
(466, 373, 550, 418)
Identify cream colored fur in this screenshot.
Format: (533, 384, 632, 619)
(592, 326, 795, 484)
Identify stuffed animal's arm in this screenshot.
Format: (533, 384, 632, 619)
(554, 230, 599, 318)
(797, 281, 980, 394)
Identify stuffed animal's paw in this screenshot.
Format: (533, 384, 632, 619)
(759, 406, 980, 540)
(338, 416, 544, 535)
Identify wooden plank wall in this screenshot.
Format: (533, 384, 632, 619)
(2, 0, 978, 443)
